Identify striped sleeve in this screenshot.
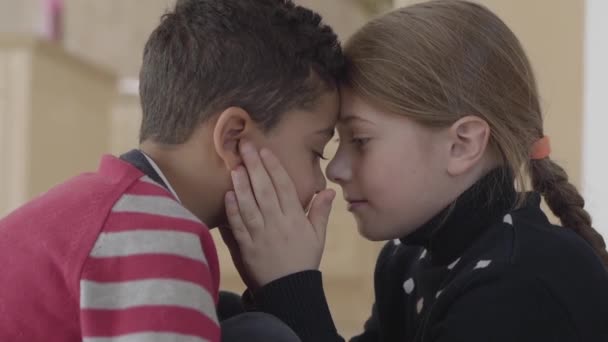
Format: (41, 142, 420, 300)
(79, 176, 220, 342)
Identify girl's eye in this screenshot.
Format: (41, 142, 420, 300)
(351, 137, 370, 147)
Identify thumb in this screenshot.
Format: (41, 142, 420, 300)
(308, 189, 336, 241)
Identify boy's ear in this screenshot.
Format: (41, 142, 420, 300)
(213, 107, 256, 170)
(446, 115, 491, 176)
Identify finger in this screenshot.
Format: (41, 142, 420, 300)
(224, 191, 253, 245)
(226, 184, 259, 242)
(259, 147, 302, 213)
(239, 142, 282, 217)
(307, 189, 336, 242)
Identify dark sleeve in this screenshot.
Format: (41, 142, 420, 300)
(247, 242, 397, 342)
(349, 245, 393, 342)
(430, 275, 578, 342)
(249, 270, 345, 342)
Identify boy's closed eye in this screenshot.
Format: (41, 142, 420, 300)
(314, 149, 328, 161)
(311, 127, 335, 161)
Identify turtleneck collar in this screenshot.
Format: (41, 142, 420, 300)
(401, 168, 517, 265)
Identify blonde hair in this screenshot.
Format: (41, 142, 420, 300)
(343, 0, 608, 267)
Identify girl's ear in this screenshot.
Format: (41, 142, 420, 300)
(446, 116, 491, 176)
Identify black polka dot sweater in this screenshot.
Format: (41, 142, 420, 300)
(246, 169, 608, 341)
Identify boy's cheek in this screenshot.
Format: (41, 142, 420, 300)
(283, 165, 312, 209)
(261, 142, 315, 208)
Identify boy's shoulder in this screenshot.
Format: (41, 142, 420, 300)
(0, 155, 221, 340)
(0, 152, 217, 279)
(0, 155, 147, 270)
(0, 154, 146, 311)
(1, 154, 144, 227)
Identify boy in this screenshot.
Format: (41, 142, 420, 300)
(0, 0, 343, 341)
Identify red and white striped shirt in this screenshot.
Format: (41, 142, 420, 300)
(0, 155, 221, 342)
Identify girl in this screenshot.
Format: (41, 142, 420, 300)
(223, 1, 608, 341)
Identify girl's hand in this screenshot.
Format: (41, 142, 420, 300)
(224, 142, 335, 288)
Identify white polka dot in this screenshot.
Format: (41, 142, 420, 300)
(436, 290, 443, 298)
(419, 249, 427, 259)
(393, 239, 401, 246)
(447, 257, 460, 270)
(474, 260, 492, 269)
(417, 297, 424, 314)
(403, 278, 415, 294)
(503, 214, 513, 225)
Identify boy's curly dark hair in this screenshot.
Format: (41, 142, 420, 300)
(139, 0, 344, 144)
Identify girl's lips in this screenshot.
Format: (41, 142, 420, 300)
(346, 200, 368, 211)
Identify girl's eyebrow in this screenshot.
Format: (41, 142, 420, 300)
(339, 115, 375, 125)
